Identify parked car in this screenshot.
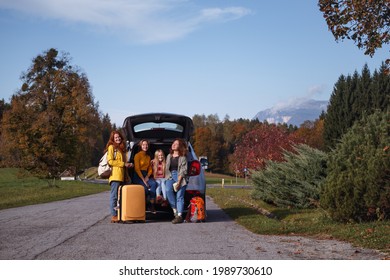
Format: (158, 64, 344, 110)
(199, 156, 209, 170)
(122, 113, 206, 212)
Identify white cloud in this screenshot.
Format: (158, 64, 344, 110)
(307, 84, 326, 98)
(0, 0, 251, 43)
(200, 7, 252, 22)
(271, 84, 327, 113)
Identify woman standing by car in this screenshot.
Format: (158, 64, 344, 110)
(106, 130, 132, 223)
(165, 138, 188, 224)
(133, 139, 158, 213)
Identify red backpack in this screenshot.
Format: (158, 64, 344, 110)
(185, 196, 206, 223)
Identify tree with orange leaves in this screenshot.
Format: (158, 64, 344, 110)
(319, 0, 390, 73)
(0, 48, 102, 177)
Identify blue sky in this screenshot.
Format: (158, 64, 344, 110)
(0, 0, 387, 126)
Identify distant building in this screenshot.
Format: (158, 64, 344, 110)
(59, 168, 76, 181)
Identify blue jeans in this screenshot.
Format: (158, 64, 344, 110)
(133, 170, 157, 201)
(155, 178, 167, 199)
(110, 181, 121, 216)
(166, 170, 187, 214)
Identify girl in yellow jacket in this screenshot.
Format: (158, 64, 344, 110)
(133, 139, 158, 214)
(105, 130, 132, 223)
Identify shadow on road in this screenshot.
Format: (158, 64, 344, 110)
(140, 207, 233, 224)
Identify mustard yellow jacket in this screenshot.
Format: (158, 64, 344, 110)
(134, 151, 153, 179)
(107, 145, 126, 183)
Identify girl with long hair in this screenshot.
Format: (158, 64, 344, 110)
(105, 130, 132, 223)
(152, 149, 167, 205)
(133, 139, 158, 214)
(165, 138, 188, 224)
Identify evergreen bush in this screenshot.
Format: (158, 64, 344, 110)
(251, 144, 327, 208)
(321, 110, 390, 222)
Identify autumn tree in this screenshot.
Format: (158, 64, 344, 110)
(192, 116, 226, 173)
(0, 99, 10, 165)
(319, 0, 390, 72)
(230, 124, 302, 175)
(192, 114, 223, 172)
(91, 113, 115, 165)
(0, 48, 102, 177)
(0, 98, 10, 121)
(292, 118, 325, 150)
(223, 118, 262, 152)
(194, 126, 214, 161)
(191, 114, 208, 130)
(192, 114, 264, 174)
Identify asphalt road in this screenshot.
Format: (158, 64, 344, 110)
(0, 192, 386, 260)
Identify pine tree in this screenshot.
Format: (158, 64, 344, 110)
(324, 64, 390, 149)
(251, 144, 327, 208)
(371, 63, 390, 110)
(324, 75, 346, 148)
(321, 110, 390, 222)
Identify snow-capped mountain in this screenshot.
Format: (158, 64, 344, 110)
(253, 99, 328, 127)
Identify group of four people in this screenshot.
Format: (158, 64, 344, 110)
(105, 130, 188, 224)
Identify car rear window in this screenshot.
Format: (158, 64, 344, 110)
(133, 122, 184, 133)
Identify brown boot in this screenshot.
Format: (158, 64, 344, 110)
(111, 216, 119, 223)
(150, 204, 157, 214)
(172, 215, 183, 224)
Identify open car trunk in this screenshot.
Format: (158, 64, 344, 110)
(122, 113, 194, 143)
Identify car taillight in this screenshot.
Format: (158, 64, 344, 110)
(188, 160, 201, 176)
(186, 190, 201, 197)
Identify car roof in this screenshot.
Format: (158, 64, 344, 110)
(122, 113, 194, 142)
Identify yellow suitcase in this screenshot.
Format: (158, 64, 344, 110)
(117, 184, 146, 222)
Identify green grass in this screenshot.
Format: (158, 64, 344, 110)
(80, 167, 99, 179)
(205, 171, 252, 185)
(0, 168, 109, 210)
(206, 187, 390, 256)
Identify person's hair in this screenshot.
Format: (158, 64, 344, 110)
(170, 138, 187, 157)
(153, 149, 166, 178)
(105, 130, 126, 153)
